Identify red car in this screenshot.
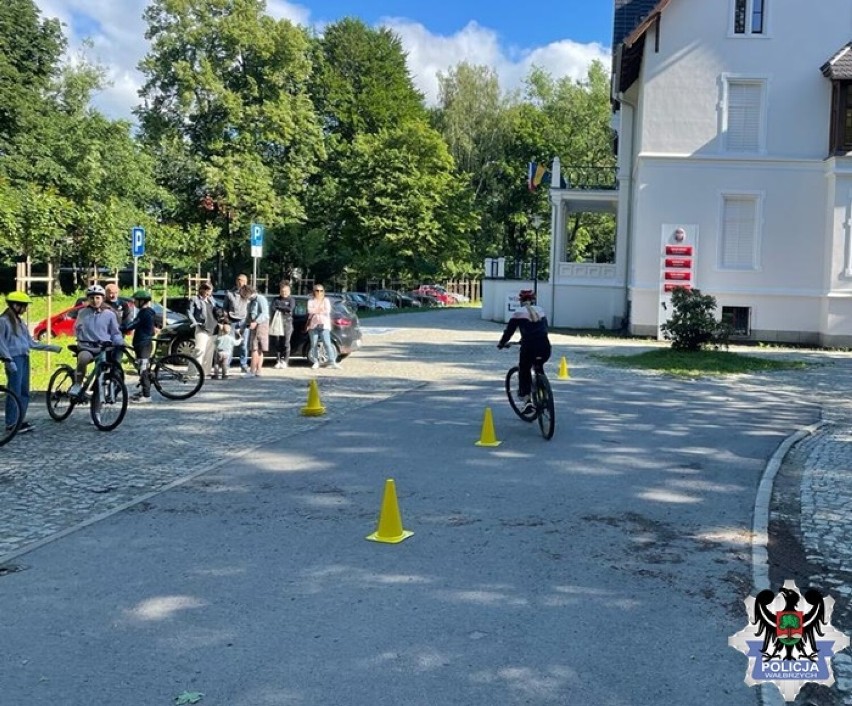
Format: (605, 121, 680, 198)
(33, 304, 86, 340)
(411, 285, 453, 305)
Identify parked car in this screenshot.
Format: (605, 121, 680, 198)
(408, 291, 443, 307)
(411, 285, 454, 305)
(344, 292, 395, 311)
(34, 301, 185, 340)
(73, 296, 187, 327)
(155, 294, 362, 364)
(372, 289, 421, 308)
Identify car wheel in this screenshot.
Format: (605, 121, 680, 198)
(171, 337, 196, 358)
(37, 330, 48, 341)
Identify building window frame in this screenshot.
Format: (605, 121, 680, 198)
(718, 191, 763, 271)
(720, 75, 768, 154)
(730, 0, 769, 37)
(721, 306, 752, 336)
(829, 81, 852, 155)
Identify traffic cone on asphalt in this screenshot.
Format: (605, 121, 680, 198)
(366, 479, 414, 544)
(557, 356, 570, 380)
(300, 379, 326, 416)
(475, 407, 502, 447)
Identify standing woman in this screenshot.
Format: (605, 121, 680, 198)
(269, 281, 295, 368)
(0, 292, 60, 433)
(306, 284, 340, 369)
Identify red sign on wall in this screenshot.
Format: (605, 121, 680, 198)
(665, 271, 691, 281)
(665, 245, 693, 256)
(665, 258, 692, 268)
(664, 283, 692, 292)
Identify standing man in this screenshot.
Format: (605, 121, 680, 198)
(224, 273, 250, 374)
(245, 285, 270, 377)
(188, 283, 219, 376)
(104, 283, 133, 331)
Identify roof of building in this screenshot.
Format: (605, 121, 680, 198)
(612, 0, 662, 47)
(822, 43, 852, 79)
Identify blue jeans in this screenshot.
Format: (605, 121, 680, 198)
(5, 354, 29, 428)
(309, 327, 335, 363)
(231, 319, 249, 368)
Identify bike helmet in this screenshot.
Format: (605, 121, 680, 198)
(86, 284, 106, 296)
(518, 289, 536, 303)
(132, 289, 152, 301)
(6, 291, 31, 305)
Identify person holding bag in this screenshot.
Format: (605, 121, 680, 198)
(306, 284, 340, 369)
(270, 281, 295, 369)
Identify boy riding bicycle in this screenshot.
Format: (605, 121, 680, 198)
(69, 284, 125, 397)
(497, 289, 552, 414)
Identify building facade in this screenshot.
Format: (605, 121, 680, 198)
(483, 0, 852, 346)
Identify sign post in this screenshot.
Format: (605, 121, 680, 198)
(250, 223, 264, 288)
(131, 226, 146, 290)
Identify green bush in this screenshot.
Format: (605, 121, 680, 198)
(660, 287, 730, 351)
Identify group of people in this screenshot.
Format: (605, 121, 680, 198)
(187, 275, 340, 380)
(0, 275, 348, 434)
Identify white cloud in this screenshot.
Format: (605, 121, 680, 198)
(33, 2, 610, 121)
(383, 18, 611, 105)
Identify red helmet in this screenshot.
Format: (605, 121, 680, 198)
(518, 289, 536, 303)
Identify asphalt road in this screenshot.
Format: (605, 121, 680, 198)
(0, 309, 819, 705)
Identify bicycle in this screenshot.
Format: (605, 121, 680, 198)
(46, 342, 129, 431)
(0, 383, 23, 446)
(116, 343, 204, 400)
(502, 342, 556, 440)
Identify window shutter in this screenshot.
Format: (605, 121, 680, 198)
(727, 81, 762, 152)
(721, 196, 757, 269)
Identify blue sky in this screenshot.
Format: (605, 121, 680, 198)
(35, 0, 614, 121)
(302, 1, 614, 47)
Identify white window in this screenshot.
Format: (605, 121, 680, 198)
(732, 0, 766, 35)
(723, 79, 765, 153)
(720, 194, 761, 270)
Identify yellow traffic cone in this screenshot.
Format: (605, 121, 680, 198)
(366, 479, 414, 544)
(475, 407, 502, 447)
(557, 356, 570, 380)
(300, 379, 326, 416)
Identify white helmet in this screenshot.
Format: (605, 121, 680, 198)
(86, 284, 106, 296)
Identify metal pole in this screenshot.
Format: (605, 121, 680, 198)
(533, 227, 538, 297)
(252, 257, 258, 288)
(133, 257, 138, 291)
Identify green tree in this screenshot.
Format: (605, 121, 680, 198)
(137, 0, 325, 272)
(333, 123, 475, 282)
(310, 17, 426, 142)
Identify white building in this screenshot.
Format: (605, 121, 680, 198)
(482, 0, 852, 346)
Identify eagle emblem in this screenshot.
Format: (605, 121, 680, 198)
(729, 580, 849, 701)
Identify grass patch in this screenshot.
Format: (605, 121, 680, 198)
(594, 348, 810, 377)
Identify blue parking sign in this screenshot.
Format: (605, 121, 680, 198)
(131, 227, 145, 257)
(250, 223, 264, 247)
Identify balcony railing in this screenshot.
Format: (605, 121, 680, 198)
(561, 166, 618, 190)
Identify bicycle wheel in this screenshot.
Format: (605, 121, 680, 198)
(153, 354, 204, 400)
(90, 367, 128, 431)
(505, 366, 535, 422)
(46, 365, 77, 421)
(0, 385, 22, 446)
(534, 373, 555, 440)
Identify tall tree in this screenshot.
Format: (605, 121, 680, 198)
(310, 17, 426, 142)
(137, 0, 325, 273)
(0, 0, 63, 153)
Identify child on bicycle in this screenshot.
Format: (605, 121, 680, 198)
(70, 284, 125, 397)
(497, 289, 552, 414)
(0, 291, 61, 433)
(123, 290, 158, 403)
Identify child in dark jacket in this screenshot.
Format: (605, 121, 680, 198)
(123, 290, 158, 403)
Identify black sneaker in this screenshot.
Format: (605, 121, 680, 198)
(521, 400, 535, 415)
(17, 421, 34, 433)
